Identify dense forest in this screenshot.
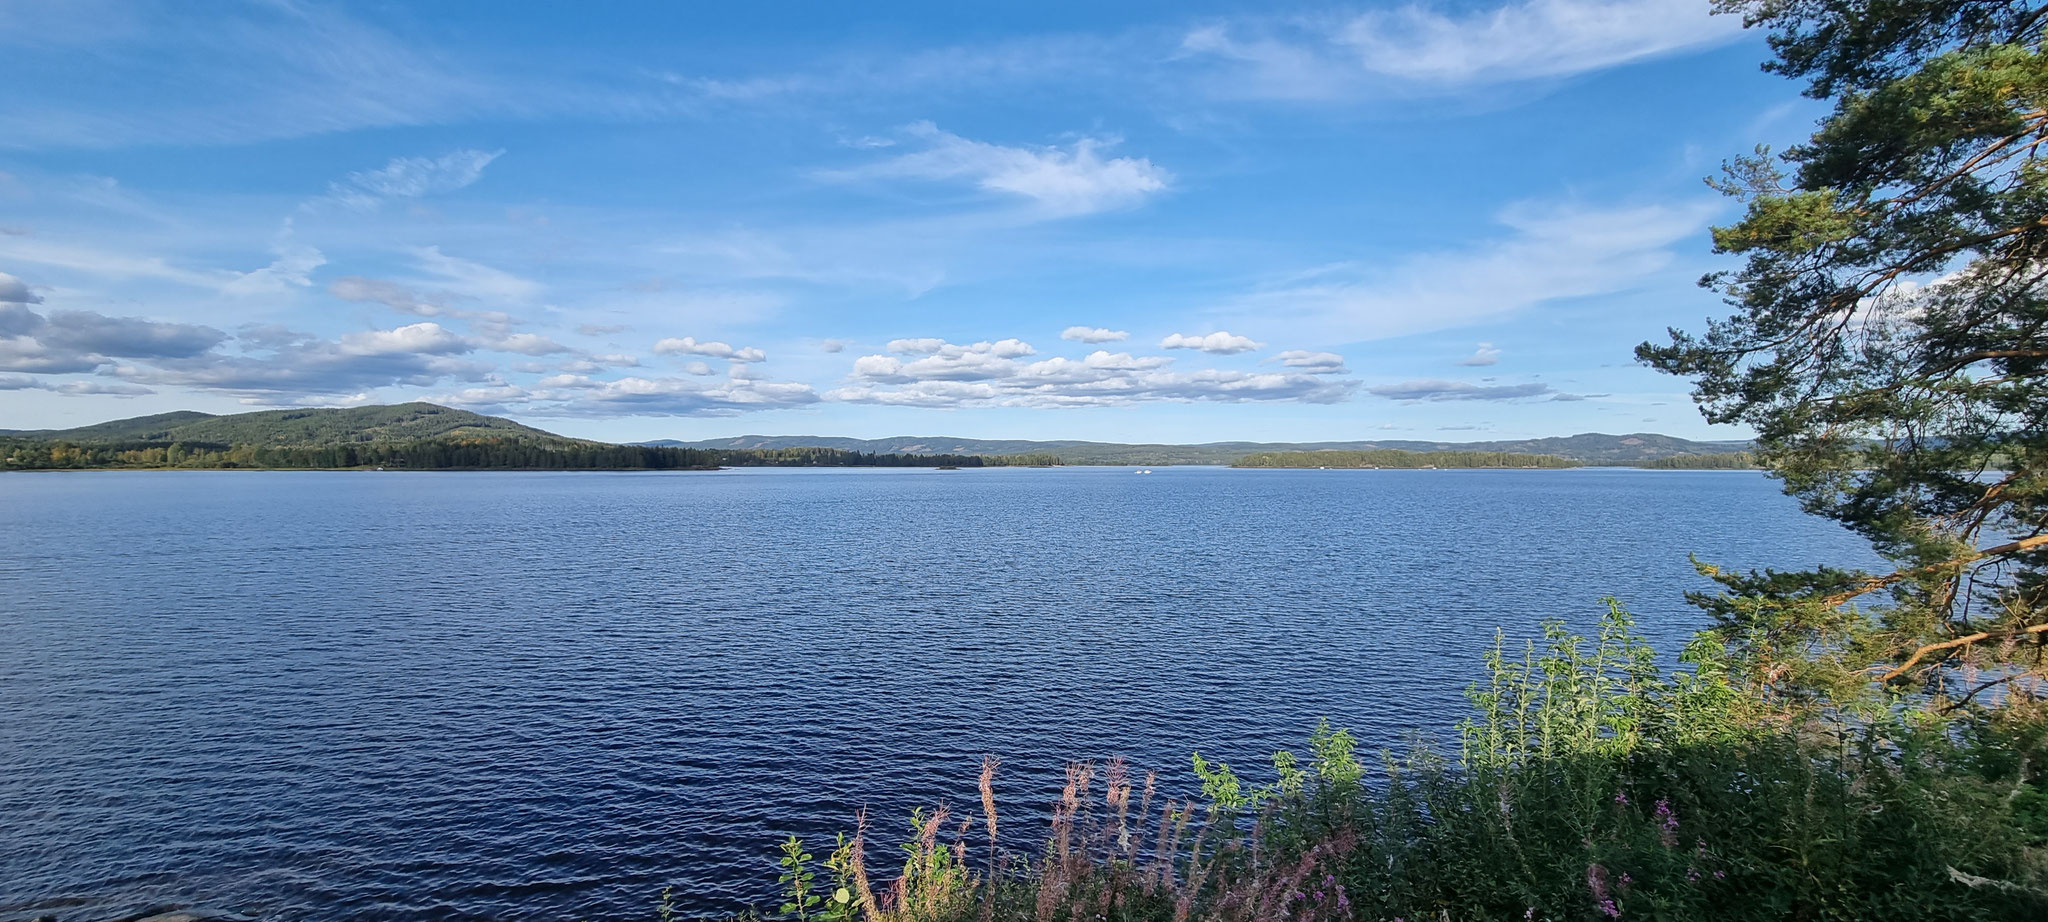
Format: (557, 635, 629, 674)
(1636, 451, 1762, 470)
(0, 437, 1063, 471)
(1231, 449, 1581, 469)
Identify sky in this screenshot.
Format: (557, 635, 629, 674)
(0, 0, 1825, 443)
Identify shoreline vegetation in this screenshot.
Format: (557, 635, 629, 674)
(730, 604, 2046, 922)
(0, 403, 1756, 472)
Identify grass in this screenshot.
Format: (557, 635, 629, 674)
(716, 603, 2048, 922)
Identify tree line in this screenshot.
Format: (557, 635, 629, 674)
(1231, 449, 1582, 469)
(0, 437, 1066, 471)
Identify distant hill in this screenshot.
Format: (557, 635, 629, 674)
(15, 403, 566, 446)
(642, 432, 1752, 465)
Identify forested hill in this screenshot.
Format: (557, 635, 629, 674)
(645, 432, 1751, 465)
(0, 404, 1058, 471)
(14, 403, 559, 445)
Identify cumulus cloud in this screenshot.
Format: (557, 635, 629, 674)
(652, 336, 768, 362)
(824, 122, 1170, 216)
(832, 339, 1352, 408)
(325, 149, 504, 210)
(820, 338, 850, 353)
(1161, 331, 1262, 354)
(1061, 326, 1129, 343)
(1181, 0, 1743, 99)
(1367, 379, 1554, 401)
(888, 337, 948, 355)
(1274, 350, 1348, 373)
(0, 272, 44, 304)
(1458, 343, 1502, 366)
(338, 322, 472, 356)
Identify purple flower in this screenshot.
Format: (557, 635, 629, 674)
(1587, 863, 1612, 901)
(1600, 898, 1622, 918)
(1614, 791, 1629, 805)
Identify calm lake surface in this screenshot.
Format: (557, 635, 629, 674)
(1, 467, 1882, 921)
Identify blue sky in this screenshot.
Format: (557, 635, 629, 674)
(0, 0, 1822, 443)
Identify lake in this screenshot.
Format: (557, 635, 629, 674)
(0, 467, 1881, 922)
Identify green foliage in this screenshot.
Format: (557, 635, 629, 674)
(778, 836, 821, 921)
(1637, 451, 1763, 469)
(740, 607, 2048, 922)
(1231, 449, 1581, 469)
(1643, 0, 2048, 707)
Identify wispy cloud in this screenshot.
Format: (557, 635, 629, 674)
(1220, 198, 1719, 342)
(1368, 379, 1552, 401)
(1181, 0, 1746, 100)
(820, 122, 1170, 217)
(320, 149, 504, 211)
(0, 2, 505, 149)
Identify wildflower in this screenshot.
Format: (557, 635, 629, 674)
(1587, 863, 1611, 901)
(1654, 799, 1679, 847)
(1687, 868, 1701, 883)
(1620, 873, 1632, 888)
(1600, 898, 1621, 918)
(1613, 791, 1629, 805)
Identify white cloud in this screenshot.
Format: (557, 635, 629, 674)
(834, 339, 1351, 408)
(888, 337, 948, 355)
(1181, 0, 1744, 99)
(1458, 343, 1503, 366)
(1338, 0, 1743, 84)
(652, 336, 767, 362)
(820, 338, 851, 353)
(326, 149, 503, 210)
(1221, 199, 1719, 341)
(1060, 325, 1129, 343)
(1274, 350, 1348, 373)
(824, 122, 1170, 217)
(338, 322, 472, 356)
(1161, 331, 1262, 354)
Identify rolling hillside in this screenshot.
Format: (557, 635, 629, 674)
(14, 403, 567, 446)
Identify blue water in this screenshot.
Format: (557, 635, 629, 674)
(0, 467, 1881, 922)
